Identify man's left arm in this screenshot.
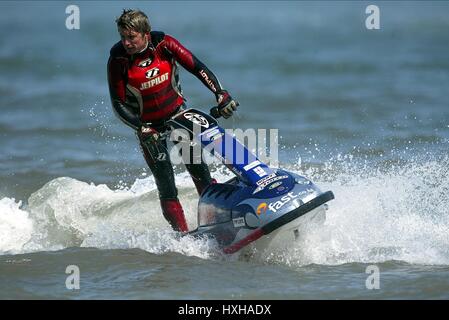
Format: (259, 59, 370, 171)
(162, 35, 238, 118)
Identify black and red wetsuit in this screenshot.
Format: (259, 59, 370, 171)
(107, 31, 222, 203)
(107, 31, 224, 130)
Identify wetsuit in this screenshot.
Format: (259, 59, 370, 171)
(107, 31, 224, 231)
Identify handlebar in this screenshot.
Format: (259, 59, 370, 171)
(209, 106, 222, 119)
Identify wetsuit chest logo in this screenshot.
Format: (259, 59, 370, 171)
(129, 57, 171, 91)
(145, 68, 160, 79)
(138, 58, 152, 67)
(140, 70, 169, 90)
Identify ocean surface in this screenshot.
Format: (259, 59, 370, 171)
(1, 1, 449, 300)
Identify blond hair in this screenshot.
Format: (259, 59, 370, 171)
(116, 9, 151, 34)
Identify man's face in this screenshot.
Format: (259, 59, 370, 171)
(119, 28, 149, 55)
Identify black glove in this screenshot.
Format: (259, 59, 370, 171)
(216, 90, 239, 119)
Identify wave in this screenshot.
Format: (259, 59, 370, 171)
(1, 154, 448, 267)
(257, 153, 449, 266)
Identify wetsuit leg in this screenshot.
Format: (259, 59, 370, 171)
(138, 134, 188, 232)
(139, 134, 177, 199)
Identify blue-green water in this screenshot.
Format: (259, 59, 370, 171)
(1, 1, 448, 299)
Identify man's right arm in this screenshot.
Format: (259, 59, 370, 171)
(107, 55, 141, 130)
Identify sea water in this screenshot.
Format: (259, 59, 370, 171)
(1, 1, 448, 299)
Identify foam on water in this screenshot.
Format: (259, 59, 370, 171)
(0, 198, 33, 254)
(257, 154, 449, 267)
(1, 154, 448, 267)
(0, 171, 232, 258)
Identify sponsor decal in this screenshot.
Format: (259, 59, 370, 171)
(232, 217, 245, 228)
(145, 67, 160, 79)
(256, 203, 268, 216)
(268, 181, 282, 190)
(184, 112, 209, 128)
(253, 166, 267, 178)
(138, 58, 152, 67)
(156, 153, 166, 161)
(140, 72, 169, 90)
(268, 188, 314, 213)
(199, 69, 217, 92)
(243, 160, 261, 172)
(268, 192, 298, 213)
(253, 174, 289, 194)
(256, 173, 276, 186)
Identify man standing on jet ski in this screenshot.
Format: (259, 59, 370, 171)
(107, 9, 238, 232)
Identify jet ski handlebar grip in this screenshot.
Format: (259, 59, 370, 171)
(209, 106, 222, 119)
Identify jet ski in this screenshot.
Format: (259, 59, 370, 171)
(166, 108, 334, 254)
